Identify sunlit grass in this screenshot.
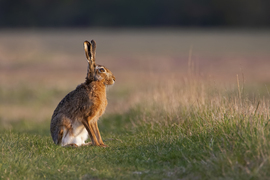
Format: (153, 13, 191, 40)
(1, 77, 270, 179)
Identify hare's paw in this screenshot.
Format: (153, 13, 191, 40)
(81, 142, 92, 146)
(64, 143, 78, 147)
(98, 143, 108, 148)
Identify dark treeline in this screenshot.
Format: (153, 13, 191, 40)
(0, 0, 270, 28)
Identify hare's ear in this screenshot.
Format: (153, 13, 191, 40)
(84, 40, 97, 81)
(84, 41, 92, 62)
(90, 40, 96, 62)
(84, 40, 96, 63)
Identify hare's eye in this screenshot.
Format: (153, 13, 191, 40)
(99, 68, 105, 73)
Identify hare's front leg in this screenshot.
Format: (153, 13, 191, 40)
(88, 121, 107, 147)
(82, 116, 108, 147)
(82, 120, 100, 146)
(93, 121, 107, 147)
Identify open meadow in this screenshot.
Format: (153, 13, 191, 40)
(1, 29, 270, 179)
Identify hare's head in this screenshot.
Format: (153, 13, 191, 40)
(84, 40, 115, 85)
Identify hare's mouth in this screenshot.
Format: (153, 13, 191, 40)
(104, 79, 115, 87)
(109, 80, 115, 86)
(106, 83, 114, 90)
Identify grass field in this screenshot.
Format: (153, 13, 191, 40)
(1, 29, 270, 179)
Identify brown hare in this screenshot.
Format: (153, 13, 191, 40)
(50, 40, 115, 147)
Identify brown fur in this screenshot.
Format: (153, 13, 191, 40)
(50, 40, 115, 147)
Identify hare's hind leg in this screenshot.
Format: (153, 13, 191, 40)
(52, 126, 74, 147)
(61, 122, 89, 147)
(53, 127, 63, 145)
(52, 115, 86, 147)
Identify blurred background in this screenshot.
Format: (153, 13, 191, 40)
(1, 0, 270, 28)
(0, 0, 270, 123)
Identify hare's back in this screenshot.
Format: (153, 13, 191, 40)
(51, 85, 92, 121)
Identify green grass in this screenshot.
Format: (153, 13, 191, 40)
(1, 95, 270, 179)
